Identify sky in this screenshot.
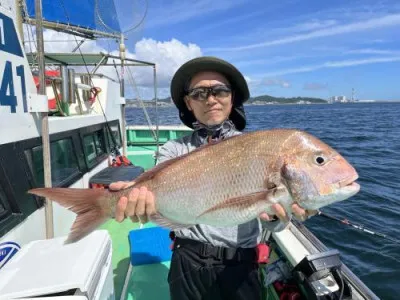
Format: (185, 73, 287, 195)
(28, 0, 400, 101)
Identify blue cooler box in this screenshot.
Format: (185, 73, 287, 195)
(129, 226, 172, 266)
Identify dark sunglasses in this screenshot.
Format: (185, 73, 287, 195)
(186, 85, 232, 101)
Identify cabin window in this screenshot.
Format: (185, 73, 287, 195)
(0, 181, 20, 233)
(24, 138, 80, 187)
(0, 185, 10, 221)
(106, 123, 121, 149)
(83, 129, 106, 165)
(0, 201, 5, 216)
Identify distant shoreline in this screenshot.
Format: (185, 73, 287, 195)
(125, 100, 400, 108)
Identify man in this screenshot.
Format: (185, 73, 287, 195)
(111, 57, 312, 300)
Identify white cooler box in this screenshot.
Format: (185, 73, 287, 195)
(0, 230, 114, 300)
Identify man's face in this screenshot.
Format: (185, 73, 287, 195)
(184, 71, 233, 126)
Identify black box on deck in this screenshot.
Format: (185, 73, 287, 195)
(89, 166, 144, 188)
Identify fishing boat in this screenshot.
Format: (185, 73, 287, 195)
(0, 0, 380, 299)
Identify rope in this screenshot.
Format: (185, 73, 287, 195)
(125, 66, 158, 141)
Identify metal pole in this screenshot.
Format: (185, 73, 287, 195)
(35, 0, 54, 239)
(15, 0, 24, 44)
(153, 65, 159, 160)
(72, 39, 85, 53)
(60, 66, 70, 103)
(119, 34, 127, 156)
(26, 18, 121, 39)
(90, 54, 107, 75)
(68, 69, 76, 105)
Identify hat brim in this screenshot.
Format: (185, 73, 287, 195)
(170, 56, 249, 131)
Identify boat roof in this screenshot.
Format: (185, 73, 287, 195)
(26, 52, 155, 67)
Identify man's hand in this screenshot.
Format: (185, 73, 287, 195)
(259, 203, 317, 222)
(109, 181, 156, 224)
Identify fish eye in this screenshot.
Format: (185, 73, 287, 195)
(315, 156, 325, 165)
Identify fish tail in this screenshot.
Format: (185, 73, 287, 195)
(28, 188, 110, 243)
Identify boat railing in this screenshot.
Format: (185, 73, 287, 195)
(287, 220, 380, 300)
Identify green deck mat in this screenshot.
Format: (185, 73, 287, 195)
(125, 261, 171, 300)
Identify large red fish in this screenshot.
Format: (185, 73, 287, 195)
(29, 129, 360, 242)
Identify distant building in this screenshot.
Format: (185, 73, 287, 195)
(329, 89, 361, 103)
(329, 95, 349, 103)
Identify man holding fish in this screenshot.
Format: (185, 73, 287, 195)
(30, 57, 359, 299)
(109, 57, 359, 300)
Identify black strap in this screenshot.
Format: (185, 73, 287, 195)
(173, 237, 256, 262)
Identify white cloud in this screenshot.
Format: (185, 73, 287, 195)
(263, 79, 291, 88)
(346, 49, 400, 55)
(326, 56, 400, 67)
(249, 78, 291, 88)
(189, 1, 297, 34)
(23, 26, 104, 54)
(261, 56, 400, 77)
(293, 19, 337, 32)
(128, 38, 202, 88)
(206, 14, 400, 52)
(237, 56, 300, 67)
(191, 10, 266, 34)
(369, 39, 387, 44)
(264, 19, 338, 37)
(146, 0, 246, 28)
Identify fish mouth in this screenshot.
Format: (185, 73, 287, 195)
(337, 174, 360, 195)
(341, 181, 360, 192)
(338, 174, 359, 188)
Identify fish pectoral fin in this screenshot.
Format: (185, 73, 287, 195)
(197, 190, 271, 219)
(150, 213, 195, 230)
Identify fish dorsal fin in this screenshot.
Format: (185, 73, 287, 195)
(133, 135, 240, 185)
(133, 155, 184, 185)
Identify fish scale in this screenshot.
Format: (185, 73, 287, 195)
(148, 141, 268, 223)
